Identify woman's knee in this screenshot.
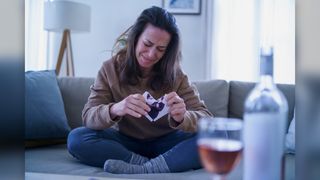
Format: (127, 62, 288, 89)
(67, 127, 96, 154)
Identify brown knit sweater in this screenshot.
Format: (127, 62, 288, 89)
(82, 57, 212, 140)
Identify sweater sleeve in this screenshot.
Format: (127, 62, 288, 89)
(82, 61, 122, 130)
(168, 74, 213, 132)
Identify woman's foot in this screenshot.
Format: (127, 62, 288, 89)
(130, 152, 149, 165)
(104, 155, 169, 174)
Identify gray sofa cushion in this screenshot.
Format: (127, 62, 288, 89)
(25, 144, 294, 180)
(229, 81, 295, 129)
(57, 77, 94, 129)
(193, 80, 229, 117)
(25, 145, 212, 180)
(228, 81, 254, 119)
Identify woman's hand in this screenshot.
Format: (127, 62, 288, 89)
(165, 92, 186, 123)
(110, 94, 150, 119)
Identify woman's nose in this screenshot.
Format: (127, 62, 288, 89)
(147, 48, 157, 59)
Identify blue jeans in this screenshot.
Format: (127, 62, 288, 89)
(67, 127, 202, 172)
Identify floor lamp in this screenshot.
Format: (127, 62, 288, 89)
(44, 1, 91, 76)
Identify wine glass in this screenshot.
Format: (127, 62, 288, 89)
(197, 117, 243, 180)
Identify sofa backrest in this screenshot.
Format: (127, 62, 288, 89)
(58, 77, 94, 129)
(192, 80, 229, 118)
(58, 78, 295, 130)
(228, 81, 295, 129)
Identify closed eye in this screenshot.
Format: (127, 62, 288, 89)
(157, 48, 166, 52)
(144, 40, 166, 52)
(143, 42, 152, 47)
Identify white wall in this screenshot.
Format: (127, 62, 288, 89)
(48, 0, 209, 81)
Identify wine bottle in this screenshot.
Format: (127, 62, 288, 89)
(243, 47, 288, 180)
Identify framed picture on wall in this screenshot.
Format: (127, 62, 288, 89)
(162, 0, 201, 15)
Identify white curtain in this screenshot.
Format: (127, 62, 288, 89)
(210, 0, 295, 84)
(25, 0, 48, 71)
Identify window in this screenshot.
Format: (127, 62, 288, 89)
(25, 0, 48, 71)
(210, 0, 295, 84)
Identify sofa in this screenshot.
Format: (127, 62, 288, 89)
(25, 76, 295, 180)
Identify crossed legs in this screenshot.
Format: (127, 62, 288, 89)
(67, 127, 201, 173)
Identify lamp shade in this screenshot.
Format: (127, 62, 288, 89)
(44, 1, 91, 32)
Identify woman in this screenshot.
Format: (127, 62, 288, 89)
(67, 6, 212, 174)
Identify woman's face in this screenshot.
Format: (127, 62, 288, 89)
(135, 23, 171, 73)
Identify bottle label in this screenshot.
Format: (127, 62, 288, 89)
(243, 112, 287, 180)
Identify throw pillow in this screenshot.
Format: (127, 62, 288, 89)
(25, 70, 71, 140)
(285, 109, 295, 153)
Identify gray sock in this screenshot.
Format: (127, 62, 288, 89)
(130, 152, 149, 165)
(104, 155, 170, 174)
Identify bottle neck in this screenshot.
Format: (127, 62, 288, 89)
(259, 74, 275, 88)
(259, 46, 274, 88)
(260, 48, 273, 77)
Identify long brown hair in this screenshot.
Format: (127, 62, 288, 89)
(113, 6, 181, 91)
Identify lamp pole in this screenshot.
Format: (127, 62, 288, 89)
(55, 29, 74, 76)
